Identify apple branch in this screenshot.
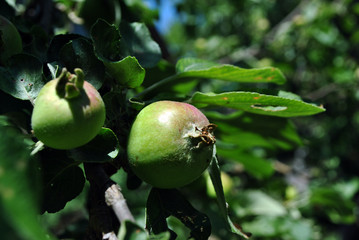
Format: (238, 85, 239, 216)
(84, 163, 135, 238)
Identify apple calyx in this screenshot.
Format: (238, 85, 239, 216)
(56, 68, 85, 99)
(189, 123, 217, 149)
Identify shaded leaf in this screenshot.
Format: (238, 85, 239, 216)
(47, 34, 83, 63)
(208, 151, 252, 239)
(59, 38, 105, 89)
(206, 111, 303, 151)
(146, 187, 175, 237)
(217, 148, 274, 179)
(90, 19, 122, 62)
(176, 58, 286, 84)
(190, 91, 325, 117)
(24, 25, 49, 62)
(309, 186, 357, 224)
(206, 111, 300, 178)
(242, 216, 313, 240)
(39, 149, 85, 213)
(121, 0, 159, 25)
(0, 125, 55, 240)
(119, 21, 162, 68)
(146, 188, 211, 240)
(0, 53, 44, 100)
(148, 231, 171, 240)
(236, 190, 287, 217)
(77, 0, 117, 29)
(68, 127, 120, 163)
(90, 19, 145, 88)
(117, 220, 149, 240)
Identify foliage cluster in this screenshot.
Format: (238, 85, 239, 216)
(166, 0, 359, 239)
(0, 0, 355, 240)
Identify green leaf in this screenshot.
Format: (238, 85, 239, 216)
(190, 91, 325, 117)
(148, 231, 171, 240)
(206, 111, 302, 151)
(236, 190, 287, 217)
(176, 58, 286, 84)
(0, 53, 44, 100)
(0, 125, 55, 240)
(47, 34, 83, 63)
(90, 19, 122, 62)
(77, 0, 117, 29)
(217, 149, 274, 179)
(242, 216, 313, 240)
(208, 152, 226, 218)
(119, 21, 162, 68)
(59, 38, 105, 89)
(104, 56, 145, 88)
(46, 63, 59, 79)
(68, 127, 120, 163)
(117, 220, 149, 240)
(206, 111, 300, 178)
(39, 149, 85, 213)
(146, 188, 211, 239)
(25, 25, 49, 62)
(121, 0, 159, 25)
(208, 152, 252, 239)
(90, 19, 146, 88)
(146, 188, 171, 236)
(309, 186, 357, 224)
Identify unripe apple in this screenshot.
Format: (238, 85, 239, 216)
(127, 100, 216, 189)
(31, 68, 106, 150)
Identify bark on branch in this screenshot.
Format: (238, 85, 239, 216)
(84, 163, 135, 240)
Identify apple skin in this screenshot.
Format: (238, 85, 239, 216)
(0, 15, 22, 64)
(127, 100, 216, 189)
(31, 69, 106, 150)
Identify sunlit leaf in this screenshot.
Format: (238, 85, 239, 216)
(190, 91, 325, 117)
(176, 58, 286, 84)
(104, 56, 145, 88)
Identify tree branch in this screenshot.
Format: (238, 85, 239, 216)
(84, 163, 135, 239)
(105, 184, 135, 223)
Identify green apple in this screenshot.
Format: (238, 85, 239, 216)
(127, 100, 216, 189)
(31, 68, 106, 150)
